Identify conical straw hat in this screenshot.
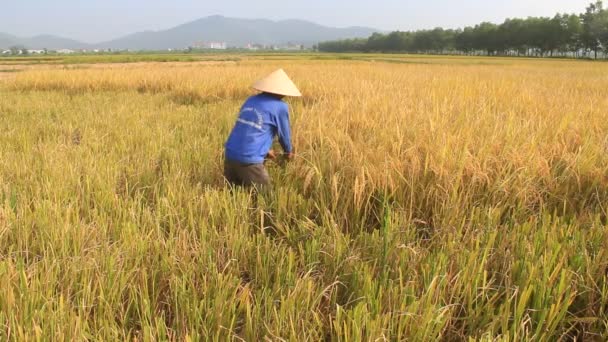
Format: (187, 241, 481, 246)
(252, 69, 302, 97)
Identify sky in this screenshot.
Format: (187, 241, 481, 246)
(0, 0, 593, 43)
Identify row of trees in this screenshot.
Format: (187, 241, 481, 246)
(318, 1, 608, 59)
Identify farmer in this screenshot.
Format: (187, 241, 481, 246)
(224, 69, 301, 188)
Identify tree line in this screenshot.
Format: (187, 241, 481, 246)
(318, 1, 608, 59)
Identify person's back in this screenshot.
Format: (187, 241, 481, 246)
(223, 69, 301, 188)
(225, 93, 292, 165)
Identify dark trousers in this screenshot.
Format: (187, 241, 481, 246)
(224, 159, 271, 188)
(224, 159, 276, 233)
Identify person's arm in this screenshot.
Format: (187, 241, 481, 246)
(266, 149, 277, 160)
(275, 104, 294, 159)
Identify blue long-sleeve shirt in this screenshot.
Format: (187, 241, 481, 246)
(225, 93, 293, 164)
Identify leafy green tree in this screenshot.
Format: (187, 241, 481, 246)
(564, 14, 584, 56)
(581, 1, 604, 58)
(455, 27, 477, 54)
(471, 22, 500, 55)
(595, 6, 608, 56)
(499, 19, 527, 55)
(366, 33, 388, 52)
(384, 31, 408, 52)
(317, 2, 605, 59)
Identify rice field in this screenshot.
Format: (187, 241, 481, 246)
(0, 55, 607, 340)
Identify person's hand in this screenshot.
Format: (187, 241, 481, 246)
(266, 150, 277, 160)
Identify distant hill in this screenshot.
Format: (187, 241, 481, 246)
(0, 33, 19, 48)
(22, 35, 90, 50)
(97, 16, 379, 50)
(1, 16, 379, 51)
(0, 33, 89, 50)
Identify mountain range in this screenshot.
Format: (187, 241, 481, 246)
(0, 16, 379, 50)
(0, 33, 87, 50)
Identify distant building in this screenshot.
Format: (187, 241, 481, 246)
(192, 41, 227, 50)
(1, 50, 11, 55)
(56, 49, 75, 54)
(208, 42, 227, 49)
(246, 43, 268, 51)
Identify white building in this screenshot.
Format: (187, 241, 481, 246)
(208, 42, 227, 49)
(246, 43, 269, 51)
(193, 41, 227, 50)
(56, 49, 75, 54)
(280, 44, 304, 51)
(27, 49, 46, 54)
(1, 50, 11, 55)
